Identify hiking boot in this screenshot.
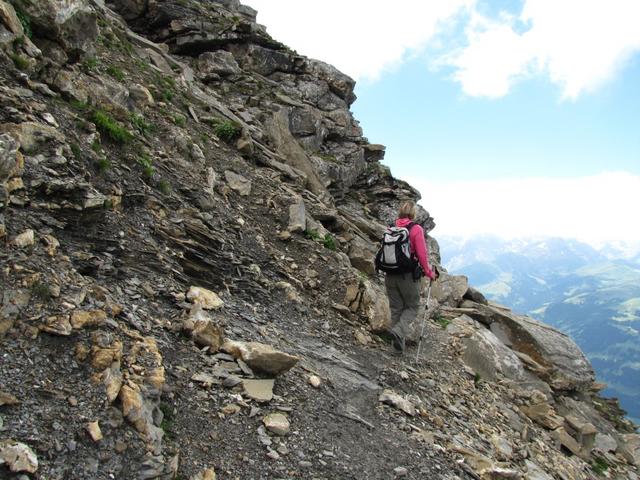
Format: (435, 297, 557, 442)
(389, 331, 405, 354)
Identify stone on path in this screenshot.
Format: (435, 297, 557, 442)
(191, 468, 217, 480)
(224, 170, 251, 196)
(222, 340, 299, 376)
(0, 440, 38, 473)
(243, 379, 274, 403)
(10, 229, 34, 248)
(186, 286, 224, 310)
(287, 196, 306, 233)
(379, 389, 416, 416)
(308, 375, 321, 388)
(0, 391, 19, 406)
(263, 413, 290, 436)
(86, 421, 103, 442)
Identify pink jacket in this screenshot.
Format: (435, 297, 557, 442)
(395, 218, 436, 280)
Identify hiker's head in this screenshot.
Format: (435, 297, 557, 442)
(398, 201, 416, 219)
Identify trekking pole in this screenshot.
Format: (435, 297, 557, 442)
(415, 280, 432, 365)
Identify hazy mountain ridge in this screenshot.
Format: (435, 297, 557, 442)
(441, 235, 640, 423)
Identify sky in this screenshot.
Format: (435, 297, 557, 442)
(247, 0, 640, 247)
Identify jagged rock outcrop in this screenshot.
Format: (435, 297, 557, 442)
(0, 0, 637, 479)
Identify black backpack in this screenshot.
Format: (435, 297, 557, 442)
(374, 222, 418, 274)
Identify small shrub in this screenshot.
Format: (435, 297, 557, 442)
(159, 403, 175, 440)
(130, 113, 154, 135)
(213, 120, 241, 143)
(158, 179, 171, 194)
(592, 458, 609, 475)
(15, 9, 31, 39)
(106, 65, 125, 82)
(69, 100, 90, 112)
(161, 89, 174, 102)
(137, 154, 154, 177)
(82, 57, 99, 73)
(474, 373, 482, 386)
(304, 229, 321, 242)
(92, 110, 133, 143)
(433, 315, 450, 329)
(323, 233, 337, 251)
(173, 114, 186, 127)
(91, 139, 101, 153)
(31, 282, 52, 302)
(96, 157, 111, 173)
(10, 54, 29, 70)
(70, 143, 82, 160)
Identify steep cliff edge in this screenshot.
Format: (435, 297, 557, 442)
(0, 1, 638, 479)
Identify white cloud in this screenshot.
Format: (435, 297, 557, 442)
(409, 172, 640, 246)
(444, 0, 640, 99)
(248, 0, 640, 99)
(246, 0, 473, 80)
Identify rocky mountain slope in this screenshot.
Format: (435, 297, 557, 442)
(441, 235, 640, 424)
(0, 1, 638, 479)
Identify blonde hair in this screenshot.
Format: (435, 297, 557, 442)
(398, 201, 416, 219)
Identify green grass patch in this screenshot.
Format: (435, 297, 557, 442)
(70, 143, 82, 161)
(591, 458, 609, 475)
(304, 229, 322, 242)
(323, 233, 337, 251)
(82, 57, 99, 73)
(96, 157, 111, 173)
(173, 114, 186, 127)
(91, 139, 101, 153)
(106, 65, 125, 82)
(161, 89, 174, 102)
(31, 282, 52, 302)
(15, 9, 32, 39)
(69, 99, 91, 112)
(10, 54, 29, 70)
(158, 179, 171, 194)
(159, 403, 175, 440)
(212, 120, 241, 144)
(130, 113, 154, 135)
(92, 110, 133, 144)
(433, 315, 450, 329)
(137, 153, 154, 177)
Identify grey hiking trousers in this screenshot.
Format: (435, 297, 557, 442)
(385, 273, 421, 340)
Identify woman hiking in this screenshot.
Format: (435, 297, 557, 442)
(384, 201, 437, 354)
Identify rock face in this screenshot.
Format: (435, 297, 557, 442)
(0, 0, 635, 479)
(11, 0, 99, 58)
(447, 315, 528, 383)
(483, 303, 594, 391)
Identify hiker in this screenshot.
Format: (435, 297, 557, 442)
(378, 201, 436, 354)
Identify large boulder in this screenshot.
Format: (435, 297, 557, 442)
(0, 133, 21, 182)
(347, 235, 376, 275)
(263, 109, 327, 198)
(197, 50, 241, 79)
(447, 315, 528, 383)
(431, 271, 468, 307)
(478, 304, 595, 391)
(222, 340, 299, 376)
(11, 0, 99, 59)
(344, 279, 390, 332)
(306, 59, 356, 105)
(111, 0, 148, 20)
(0, 1, 23, 45)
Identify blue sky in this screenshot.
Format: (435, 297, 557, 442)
(248, 0, 640, 246)
(353, 55, 640, 182)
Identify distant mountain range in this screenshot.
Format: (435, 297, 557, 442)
(440, 235, 640, 424)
